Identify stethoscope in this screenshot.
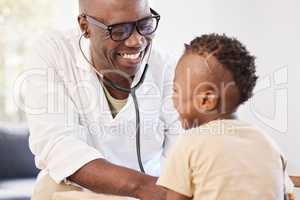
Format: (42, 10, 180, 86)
(78, 33, 152, 173)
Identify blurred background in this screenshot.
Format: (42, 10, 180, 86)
(0, 0, 299, 199)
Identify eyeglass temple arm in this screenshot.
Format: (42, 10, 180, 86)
(150, 8, 160, 17)
(84, 15, 109, 30)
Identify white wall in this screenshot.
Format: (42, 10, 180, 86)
(51, 0, 78, 30)
(154, 0, 300, 194)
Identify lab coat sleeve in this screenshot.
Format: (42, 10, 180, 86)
(286, 173, 295, 193)
(22, 34, 104, 184)
(280, 153, 295, 194)
(158, 54, 183, 166)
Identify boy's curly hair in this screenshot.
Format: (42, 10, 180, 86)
(185, 33, 258, 105)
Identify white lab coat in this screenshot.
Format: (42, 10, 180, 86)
(22, 29, 181, 184)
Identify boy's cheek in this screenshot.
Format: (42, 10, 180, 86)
(172, 94, 180, 110)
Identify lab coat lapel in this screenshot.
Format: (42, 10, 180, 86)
(74, 35, 113, 125)
(74, 34, 155, 125)
(114, 66, 156, 122)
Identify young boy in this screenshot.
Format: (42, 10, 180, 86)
(157, 34, 289, 200)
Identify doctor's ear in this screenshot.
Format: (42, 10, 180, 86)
(78, 14, 90, 38)
(83, 30, 89, 38)
(195, 90, 219, 112)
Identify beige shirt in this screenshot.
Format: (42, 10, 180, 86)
(101, 82, 128, 118)
(157, 119, 285, 200)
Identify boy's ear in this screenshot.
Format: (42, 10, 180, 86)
(195, 90, 218, 112)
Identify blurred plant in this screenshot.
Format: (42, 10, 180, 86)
(0, 0, 53, 30)
(0, 0, 54, 122)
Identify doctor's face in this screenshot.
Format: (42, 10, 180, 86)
(79, 0, 155, 78)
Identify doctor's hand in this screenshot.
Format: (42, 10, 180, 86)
(135, 177, 166, 200)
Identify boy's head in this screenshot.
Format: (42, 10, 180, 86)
(173, 33, 258, 129)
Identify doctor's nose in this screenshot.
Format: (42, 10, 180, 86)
(124, 30, 147, 48)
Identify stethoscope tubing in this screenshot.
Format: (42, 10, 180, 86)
(79, 33, 152, 173)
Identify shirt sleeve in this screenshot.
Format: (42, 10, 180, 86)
(22, 33, 104, 184)
(282, 156, 295, 193)
(157, 53, 183, 167)
(157, 135, 194, 198)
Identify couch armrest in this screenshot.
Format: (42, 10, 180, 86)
(0, 126, 39, 179)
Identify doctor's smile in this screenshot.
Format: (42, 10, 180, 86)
(116, 49, 146, 68)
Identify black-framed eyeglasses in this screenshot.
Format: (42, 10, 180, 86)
(83, 8, 160, 41)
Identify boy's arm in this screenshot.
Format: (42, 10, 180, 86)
(166, 189, 191, 200)
(157, 136, 194, 199)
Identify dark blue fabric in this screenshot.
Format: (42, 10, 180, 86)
(0, 198, 30, 200)
(0, 126, 39, 180)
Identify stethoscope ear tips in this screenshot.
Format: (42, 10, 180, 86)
(83, 31, 89, 38)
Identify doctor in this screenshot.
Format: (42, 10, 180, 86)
(24, 0, 181, 199)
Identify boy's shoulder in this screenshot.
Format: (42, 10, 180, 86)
(179, 119, 281, 154)
(183, 119, 250, 138)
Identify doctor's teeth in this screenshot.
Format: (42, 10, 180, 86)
(121, 53, 140, 59)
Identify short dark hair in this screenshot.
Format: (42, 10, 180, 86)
(185, 33, 258, 105)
